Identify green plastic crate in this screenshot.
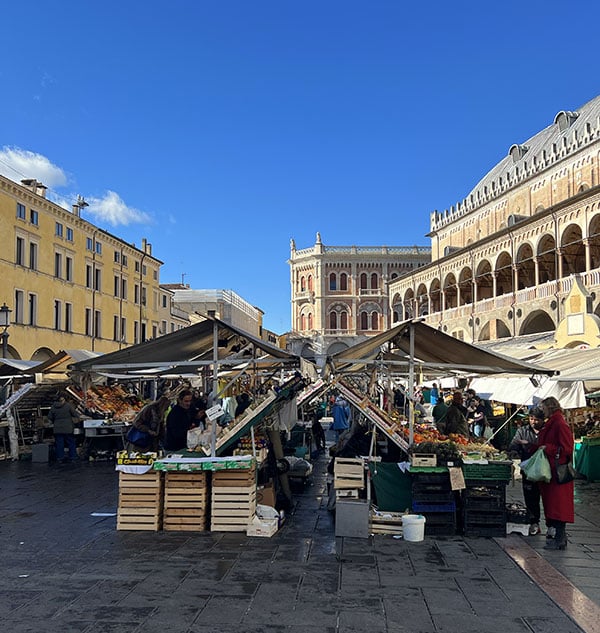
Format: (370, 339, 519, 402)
(462, 461, 513, 481)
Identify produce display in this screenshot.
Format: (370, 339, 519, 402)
(72, 384, 145, 420)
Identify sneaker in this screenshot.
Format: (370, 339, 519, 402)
(546, 526, 556, 539)
(529, 523, 541, 536)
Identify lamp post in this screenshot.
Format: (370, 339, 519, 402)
(0, 303, 11, 358)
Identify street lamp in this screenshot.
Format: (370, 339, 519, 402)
(0, 303, 11, 358)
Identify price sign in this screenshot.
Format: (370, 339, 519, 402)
(448, 466, 466, 491)
(205, 404, 225, 422)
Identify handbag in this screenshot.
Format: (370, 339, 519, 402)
(555, 446, 576, 484)
(126, 425, 152, 448)
(521, 446, 552, 483)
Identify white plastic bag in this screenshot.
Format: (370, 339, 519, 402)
(187, 427, 211, 450)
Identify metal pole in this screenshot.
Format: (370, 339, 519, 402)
(210, 321, 219, 457)
(408, 321, 415, 446)
(1, 331, 8, 358)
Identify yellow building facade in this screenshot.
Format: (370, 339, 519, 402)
(0, 175, 164, 361)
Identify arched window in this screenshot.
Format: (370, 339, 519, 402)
(307, 313, 313, 330)
(371, 311, 378, 330)
(370, 273, 378, 290)
(393, 310, 399, 322)
(360, 311, 368, 329)
(340, 272, 348, 291)
(300, 276, 306, 292)
(300, 314, 305, 331)
(330, 312, 337, 330)
(329, 272, 337, 291)
(340, 311, 348, 329)
(360, 273, 368, 289)
(307, 275, 313, 291)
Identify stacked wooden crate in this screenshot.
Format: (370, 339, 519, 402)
(117, 471, 163, 531)
(163, 471, 209, 531)
(334, 457, 365, 499)
(211, 464, 256, 532)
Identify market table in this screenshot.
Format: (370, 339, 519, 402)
(574, 437, 600, 482)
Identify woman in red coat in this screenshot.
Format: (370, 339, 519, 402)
(538, 396, 574, 550)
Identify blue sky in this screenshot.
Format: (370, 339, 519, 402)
(1, 1, 598, 333)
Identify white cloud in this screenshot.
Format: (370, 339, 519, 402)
(86, 190, 152, 226)
(0, 146, 68, 187)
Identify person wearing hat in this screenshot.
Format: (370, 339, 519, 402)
(509, 407, 545, 535)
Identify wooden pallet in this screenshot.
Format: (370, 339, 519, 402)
(117, 471, 163, 531)
(369, 511, 404, 535)
(334, 457, 365, 490)
(163, 472, 208, 531)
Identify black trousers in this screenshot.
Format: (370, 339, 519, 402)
(521, 472, 541, 524)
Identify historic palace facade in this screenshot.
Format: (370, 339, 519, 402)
(389, 94, 600, 348)
(287, 233, 430, 359)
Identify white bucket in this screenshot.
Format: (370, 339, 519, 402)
(402, 514, 426, 542)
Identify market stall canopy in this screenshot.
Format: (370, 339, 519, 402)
(327, 320, 557, 376)
(69, 317, 298, 375)
(0, 358, 41, 378)
(32, 350, 101, 377)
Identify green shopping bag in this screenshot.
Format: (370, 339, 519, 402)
(522, 446, 551, 483)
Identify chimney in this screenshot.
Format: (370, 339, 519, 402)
(141, 238, 152, 255)
(21, 178, 47, 197)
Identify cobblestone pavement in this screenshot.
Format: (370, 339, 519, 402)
(0, 456, 598, 633)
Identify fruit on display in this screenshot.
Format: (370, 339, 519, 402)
(71, 384, 145, 420)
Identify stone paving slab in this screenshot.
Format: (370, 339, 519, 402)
(0, 458, 595, 633)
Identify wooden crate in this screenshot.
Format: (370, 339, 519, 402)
(117, 471, 163, 531)
(369, 511, 404, 535)
(211, 469, 256, 532)
(163, 472, 208, 531)
(334, 457, 365, 490)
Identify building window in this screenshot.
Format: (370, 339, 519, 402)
(86, 237, 93, 251)
(153, 270, 158, 280)
(340, 273, 348, 291)
(141, 287, 147, 306)
(65, 303, 72, 332)
(54, 300, 62, 330)
(95, 241, 102, 255)
(55, 222, 63, 238)
(330, 312, 337, 330)
(162, 294, 168, 308)
(360, 311, 368, 330)
(113, 315, 119, 341)
(122, 255, 128, 267)
(94, 310, 102, 338)
(134, 321, 139, 344)
(307, 275, 313, 291)
(94, 268, 102, 291)
(30, 209, 39, 225)
(340, 311, 348, 329)
(152, 324, 157, 338)
(135, 261, 140, 273)
(329, 273, 336, 291)
(28, 293, 37, 326)
(300, 314, 305, 331)
(66, 256, 73, 282)
(86, 265, 92, 289)
(16, 237, 25, 265)
(360, 273, 368, 289)
(300, 275, 306, 291)
(307, 313, 313, 330)
(85, 308, 92, 336)
(114, 251, 121, 263)
(54, 252, 62, 278)
(371, 273, 378, 290)
(134, 284, 140, 304)
(66, 227, 74, 242)
(114, 275, 120, 297)
(161, 320, 167, 335)
(15, 290, 24, 324)
(121, 318, 127, 343)
(371, 311, 379, 330)
(121, 279, 127, 300)
(29, 243, 38, 270)
(16, 202, 26, 219)
(142, 264, 147, 276)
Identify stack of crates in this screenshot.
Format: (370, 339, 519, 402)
(461, 462, 513, 537)
(410, 470, 457, 536)
(117, 471, 163, 531)
(163, 471, 209, 531)
(211, 464, 257, 532)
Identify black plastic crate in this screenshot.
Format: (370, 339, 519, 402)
(423, 510, 457, 525)
(463, 510, 506, 525)
(411, 472, 451, 486)
(464, 479, 508, 489)
(412, 491, 455, 504)
(463, 487, 505, 510)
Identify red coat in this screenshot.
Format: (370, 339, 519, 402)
(537, 410, 575, 523)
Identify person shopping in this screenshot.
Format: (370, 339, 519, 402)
(48, 391, 81, 463)
(125, 395, 171, 453)
(537, 397, 575, 550)
(508, 407, 544, 535)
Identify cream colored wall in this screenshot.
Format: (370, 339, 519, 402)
(0, 176, 163, 360)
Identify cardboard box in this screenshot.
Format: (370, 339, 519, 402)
(257, 481, 276, 507)
(246, 516, 278, 537)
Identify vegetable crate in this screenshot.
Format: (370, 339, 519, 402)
(117, 471, 163, 531)
(462, 485, 506, 511)
(163, 472, 208, 531)
(334, 458, 365, 491)
(369, 510, 404, 535)
(211, 465, 257, 532)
